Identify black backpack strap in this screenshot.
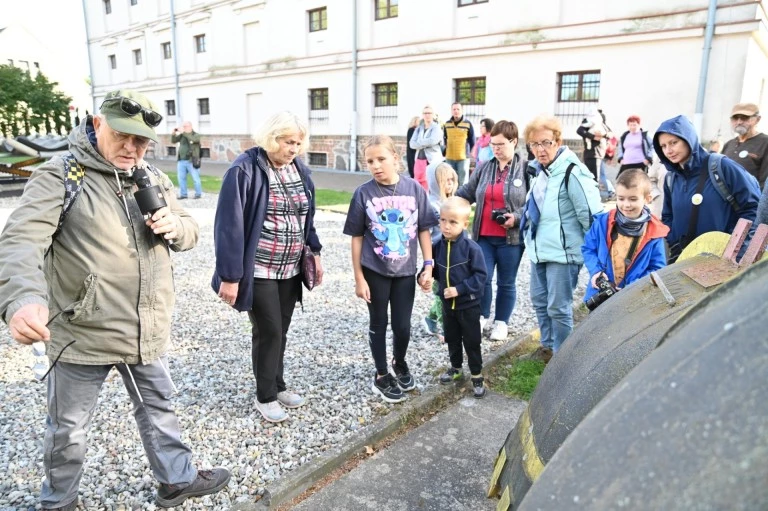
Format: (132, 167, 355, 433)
(54, 152, 86, 240)
(708, 153, 740, 212)
(564, 162, 576, 190)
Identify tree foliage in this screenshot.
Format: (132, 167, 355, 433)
(0, 65, 72, 138)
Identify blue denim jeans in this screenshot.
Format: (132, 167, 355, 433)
(529, 261, 581, 352)
(446, 159, 470, 185)
(477, 236, 524, 323)
(177, 159, 202, 198)
(600, 159, 615, 197)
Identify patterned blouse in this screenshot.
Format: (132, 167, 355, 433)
(253, 163, 308, 280)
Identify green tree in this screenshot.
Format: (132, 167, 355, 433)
(0, 64, 72, 138)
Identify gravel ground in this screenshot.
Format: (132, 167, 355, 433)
(0, 190, 585, 510)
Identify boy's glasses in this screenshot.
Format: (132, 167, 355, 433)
(101, 97, 163, 127)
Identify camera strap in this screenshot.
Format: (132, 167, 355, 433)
(610, 225, 642, 268)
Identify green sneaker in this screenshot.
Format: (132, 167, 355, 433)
(439, 367, 464, 385)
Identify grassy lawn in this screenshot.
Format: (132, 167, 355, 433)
(488, 336, 546, 401)
(166, 173, 352, 206)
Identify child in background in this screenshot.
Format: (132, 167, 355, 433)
(419, 197, 488, 398)
(581, 169, 669, 306)
(344, 135, 438, 403)
(422, 159, 459, 340)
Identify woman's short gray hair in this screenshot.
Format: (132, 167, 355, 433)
(255, 112, 309, 153)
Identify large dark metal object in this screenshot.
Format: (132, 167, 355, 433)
(488, 220, 767, 510)
(519, 260, 768, 510)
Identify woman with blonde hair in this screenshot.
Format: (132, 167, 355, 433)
(212, 111, 324, 423)
(520, 115, 602, 361)
(410, 105, 444, 190)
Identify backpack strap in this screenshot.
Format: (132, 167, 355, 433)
(54, 152, 86, 240)
(563, 162, 576, 190)
(707, 153, 740, 212)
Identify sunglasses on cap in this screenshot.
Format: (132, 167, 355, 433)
(101, 96, 163, 127)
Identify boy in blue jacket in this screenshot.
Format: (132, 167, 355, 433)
(654, 115, 760, 261)
(419, 197, 488, 398)
(582, 170, 669, 308)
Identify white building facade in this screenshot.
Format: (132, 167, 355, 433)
(84, 0, 768, 169)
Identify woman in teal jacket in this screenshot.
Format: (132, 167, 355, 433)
(521, 115, 603, 358)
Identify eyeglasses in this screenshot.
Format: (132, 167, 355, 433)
(423, 112, 434, 115)
(101, 97, 163, 127)
(529, 140, 556, 150)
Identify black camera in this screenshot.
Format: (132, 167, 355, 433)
(492, 208, 509, 225)
(585, 276, 619, 311)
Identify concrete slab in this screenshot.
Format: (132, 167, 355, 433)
(291, 391, 525, 511)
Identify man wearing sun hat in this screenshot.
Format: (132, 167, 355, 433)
(0, 89, 230, 510)
(722, 102, 768, 190)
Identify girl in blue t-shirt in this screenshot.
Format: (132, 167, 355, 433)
(343, 135, 438, 403)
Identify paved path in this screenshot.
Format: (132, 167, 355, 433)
(290, 391, 525, 511)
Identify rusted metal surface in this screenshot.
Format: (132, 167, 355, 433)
(739, 223, 768, 266)
(681, 257, 742, 289)
(650, 271, 676, 305)
(722, 218, 751, 263)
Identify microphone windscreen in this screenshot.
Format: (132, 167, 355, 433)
(132, 167, 152, 190)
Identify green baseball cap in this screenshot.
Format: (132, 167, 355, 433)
(99, 89, 161, 142)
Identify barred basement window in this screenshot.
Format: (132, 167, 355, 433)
(309, 88, 329, 110)
(554, 70, 601, 126)
(167, 146, 177, 157)
(308, 152, 328, 166)
(201, 148, 211, 158)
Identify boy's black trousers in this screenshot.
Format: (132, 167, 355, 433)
(442, 303, 483, 375)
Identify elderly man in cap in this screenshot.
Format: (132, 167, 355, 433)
(0, 89, 230, 510)
(722, 103, 768, 190)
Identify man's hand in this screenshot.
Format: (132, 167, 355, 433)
(591, 272, 608, 289)
(146, 207, 179, 240)
(9, 304, 50, 345)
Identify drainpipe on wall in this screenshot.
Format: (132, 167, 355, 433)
(81, 0, 96, 115)
(349, 0, 358, 172)
(694, 0, 718, 138)
(170, 0, 182, 121)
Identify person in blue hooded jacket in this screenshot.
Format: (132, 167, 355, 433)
(520, 115, 603, 360)
(654, 115, 760, 260)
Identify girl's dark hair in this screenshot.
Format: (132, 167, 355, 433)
(480, 118, 495, 132)
(490, 120, 519, 142)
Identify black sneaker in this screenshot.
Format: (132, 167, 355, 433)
(391, 358, 416, 392)
(471, 376, 486, 399)
(372, 373, 406, 403)
(439, 367, 465, 385)
(156, 468, 231, 508)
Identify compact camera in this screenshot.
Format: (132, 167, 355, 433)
(492, 209, 509, 225)
(585, 276, 619, 311)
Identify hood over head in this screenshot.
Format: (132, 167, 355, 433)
(652, 114, 708, 174)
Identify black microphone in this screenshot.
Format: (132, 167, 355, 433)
(132, 167, 167, 217)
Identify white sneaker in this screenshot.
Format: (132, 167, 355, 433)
(277, 390, 305, 409)
(490, 320, 509, 341)
(255, 399, 288, 423)
(480, 316, 491, 333)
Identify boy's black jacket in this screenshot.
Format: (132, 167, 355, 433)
(419, 230, 488, 310)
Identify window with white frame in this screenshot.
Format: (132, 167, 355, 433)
(108, 54, 117, 69)
(194, 34, 207, 53)
(165, 100, 176, 117)
(453, 77, 486, 122)
(161, 42, 172, 60)
(133, 49, 142, 66)
(198, 98, 210, 116)
(554, 70, 601, 126)
(373, 83, 398, 123)
(308, 88, 329, 123)
(104, 0, 112, 14)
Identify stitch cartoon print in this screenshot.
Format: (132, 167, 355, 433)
(366, 195, 419, 259)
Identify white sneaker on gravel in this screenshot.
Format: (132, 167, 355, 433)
(277, 390, 305, 409)
(255, 399, 288, 423)
(490, 320, 508, 341)
(480, 316, 491, 333)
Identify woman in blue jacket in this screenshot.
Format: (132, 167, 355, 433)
(655, 115, 760, 261)
(212, 112, 323, 424)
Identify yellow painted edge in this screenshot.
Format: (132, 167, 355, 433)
(518, 407, 545, 482)
(487, 446, 507, 497)
(497, 485, 511, 511)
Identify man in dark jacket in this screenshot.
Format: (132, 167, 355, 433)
(721, 103, 768, 190)
(171, 121, 202, 199)
(654, 114, 760, 260)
